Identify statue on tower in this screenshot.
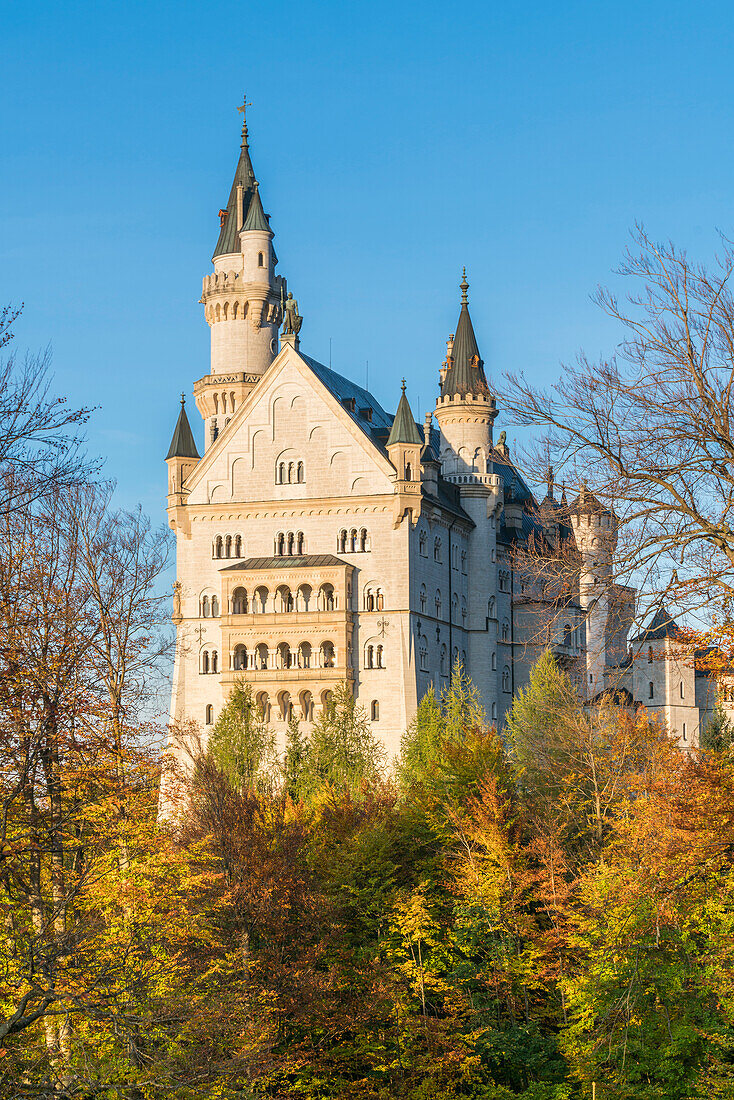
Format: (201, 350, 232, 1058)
(282, 291, 303, 335)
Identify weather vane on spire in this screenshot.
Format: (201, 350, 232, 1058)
(237, 94, 252, 146)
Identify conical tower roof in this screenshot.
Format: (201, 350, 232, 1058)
(213, 98, 259, 258)
(242, 182, 271, 232)
(387, 381, 423, 446)
(166, 396, 200, 460)
(441, 269, 491, 399)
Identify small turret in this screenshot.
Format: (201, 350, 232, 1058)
(387, 381, 423, 526)
(567, 483, 619, 696)
(166, 395, 200, 521)
(434, 270, 498, 487)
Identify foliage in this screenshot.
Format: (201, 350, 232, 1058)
(300, 680, 387, 800)
(206, 679, 277, 794)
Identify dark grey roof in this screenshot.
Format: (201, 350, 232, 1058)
(301, 355, 394, 444)
(242, 185, 270, 232)
(629, 606, 681, 645)
(220, 554, 347, 571)
(432, 480, 474, 525)
(567, 484, 611, 517)
(213, 122, 257, 258)
(387, 383, 423, 446)
(166, 399, 200, 460)
(441, 272, 492, 399)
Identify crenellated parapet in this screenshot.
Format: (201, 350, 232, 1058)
(200, 270, 285, 331)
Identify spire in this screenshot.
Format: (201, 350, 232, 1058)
(441, 269, 491, 399)
(166, 395, 200, 460)
(213, 96, 258, 258)
(242, 181, 271, 232)
(387, 380, 423, 446)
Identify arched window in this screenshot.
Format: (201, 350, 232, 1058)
(371, 700, 380, 721)
(461, 599, 467, 625)
(320, 584, 335, 611)
(563, 623, 572, 646)
(277, 642, 292, 670)
(502, 667, 511, 693)
(366, 645, 374, 669)
(338, 529, 347, 553)
(320, 641, 335, 668)
(682, 722, 687, 741)
(215, 536, 224, 559)
(440, 644, 448, 675)
(300, 690, 314, 722)
(420, 584, 426, 612)
(233, 644, 247, 671)
(288, 461, 294, 484)
(201, 595, 210, 618)
(297, 461, 304, 483)
(256, 692, 269, 719)
(287, 532, 295, 555)
(365, 588, 375, 612)
(232, 587, 247, 614)
(255, 643, 269, 669)
(258, 251, 264, 267)
(405, 462, 412, 481)
(297, 531, 305, 554)
(419, 530, 427, 556)
(649, 681, 654, 699)
(202, 651, 210, 674)
(376, 588, 384, 611)
(488, 597, 495, 618)
(211, 650, 218, 674)
(278, 691, 291, 721)
(234, 535, 242, 557)
(501, 621, 510, 642)
(376, 644, 384, 668)
(359, 528, 368, 552)
(461, 549, 467, 574)
(298, 641, 312, 668)
(491, 702, 497, 721)
(297, 584, 312, 612)
(452, 594, 459, 623)
(225, 535, 232, 558)
(276, 532, 285, 556)
(434, 537, 442, 562)
(211, 596, 219, 617)
(205, 704, 214, 726)
(350, 528, 358, 552)
(491, 651, 496, 671)
(435, 590, 442, 617)
(419, 637, 428, 671)
(253, 586, 268, 614)
(648, 646, 653, 664)
(277, 462, 285, 484)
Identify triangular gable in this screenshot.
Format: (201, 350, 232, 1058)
(185, 345, 397, 501)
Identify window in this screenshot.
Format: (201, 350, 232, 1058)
(225, 535, 232, 558)
(234, 535, 242, 558)
(461, 599, 467, 626)
(298, 641, 312, 668)
(350, 528, 358, 552)
(276, 532, 285, 555)
(502, 667, 511, 693)
(376, 644, 384, 668)
(376, 588, 384, 611)
(359, 528, 368, 552)
(214, 536, 223, 559)
(277, 462, 285, 484)
(419, 530, 427, 556)
(419, 637, 428, 671)
(440, 644, 448, 676)
(211, 650, 218, 673)
(232, 587, 247, 614)
(211, 596, 219, 617)
(338, 529, 347, 553)
(563, 623, 572, 646)
(258, 251, 264, 267)
(682, 722, 687, 741)
(435, 589, 442, 617)
(205, 704, 214, 725)
(255, 643, 268, 669)
(434, 537, 442, 562)
(649, 681, 654, 699)
(461, 549, 467, 574)
(680, 681, 685, 699)
(452, 594, 459, 623)
(648, 646, 653, 664)
(297, 461, 304, 483)
(420, 584, 426, 612)
(297, 531, 305, 554)
(320, 641, 336, 668)
(491, 702, 497, 721)
(202, 651, 210, 674)
(371, 700, 380, 721)
(491, 651, 496, 671)
(366, 644, 374, 669)
(202, 595, 210, 618)
(365, 588, 375, 612)
(501, 620, 510, 642)
(233, 645, 247, 671)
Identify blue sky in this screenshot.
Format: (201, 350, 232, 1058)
(3, 0, 734, 522)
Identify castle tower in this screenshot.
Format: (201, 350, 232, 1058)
(195, 99, 286, 447)
(434, 271, 502, 719)
(386, 380, 423, 526)
(567, 484, 618, 696)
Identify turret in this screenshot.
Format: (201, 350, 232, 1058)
(434, 270, 497, 487)
(387, 381, 423, 526)
(166, 395, 200, 528)
(196, 99, 286, 444)
(568, 483, 619, 696)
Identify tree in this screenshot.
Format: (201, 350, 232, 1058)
(501, 227, 734, 629)
(302, 682, 386, 799)
(702, 703, 734, 752)
(206, 681, 277, 794)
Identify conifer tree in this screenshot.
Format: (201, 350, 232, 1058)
(702, 702, 734, 752)
(207, 680, 277, 794)
(284, 711, 310, 800)
(303, 681, 385, 798)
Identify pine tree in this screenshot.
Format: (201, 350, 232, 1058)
(207, 680, 277, 794)
(284, 711, 310, 800)
(303, 681, 385, 798)
(702, 703, 734, 752)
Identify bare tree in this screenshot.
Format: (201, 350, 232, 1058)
(500, 226, 734, 636)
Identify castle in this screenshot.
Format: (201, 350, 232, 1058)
(164, 103, 723, 768)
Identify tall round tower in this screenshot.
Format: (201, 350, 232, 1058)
(568, 485, 618, 697)
(195, 99, 286, 448)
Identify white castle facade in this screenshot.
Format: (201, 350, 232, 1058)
(164, 105, 723, 768)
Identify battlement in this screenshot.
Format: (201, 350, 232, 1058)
(435, 392, 497, 411)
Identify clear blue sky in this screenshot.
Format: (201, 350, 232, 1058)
(3, 0, 734, 521)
